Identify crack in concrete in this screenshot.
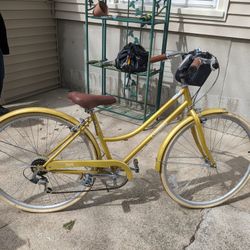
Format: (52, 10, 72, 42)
(0, 223, 9, 230)
(182, 209, 210, 250)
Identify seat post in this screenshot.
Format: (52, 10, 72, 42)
(89, 110, 112, 159)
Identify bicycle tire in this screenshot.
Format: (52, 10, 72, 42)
(160, 113, 250, 208)
(0, 109, 99, 212)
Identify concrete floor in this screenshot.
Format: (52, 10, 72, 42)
(0, 88, 249, 250)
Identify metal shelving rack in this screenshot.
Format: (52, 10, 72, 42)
(85, 0, 171, 121)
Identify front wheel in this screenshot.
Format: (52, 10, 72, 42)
(0, 109, 99, 212)
(160, 113, 250, 208)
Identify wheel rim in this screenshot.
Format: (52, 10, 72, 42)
(161, 114, 250, 207)
(0, 113, 96, 211)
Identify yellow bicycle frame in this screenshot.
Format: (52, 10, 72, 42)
(39, 86, 227, 179)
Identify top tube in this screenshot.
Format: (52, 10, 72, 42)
(104, 86, 192, 142)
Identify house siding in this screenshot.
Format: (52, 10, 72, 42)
(55, 0, 250, 39)
(0, 0, 60, 103)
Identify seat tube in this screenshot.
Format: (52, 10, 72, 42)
(90, 111, 112, 159)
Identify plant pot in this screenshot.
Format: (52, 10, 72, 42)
(93, 1, 108, 17)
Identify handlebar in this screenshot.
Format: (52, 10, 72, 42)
(150, 54, 168, 63)
(150, 51, 184, 63)
(150, 49, 219, 71)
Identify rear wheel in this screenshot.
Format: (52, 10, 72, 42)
(0, 111, 98, 212)
(160, 113, 250, 208)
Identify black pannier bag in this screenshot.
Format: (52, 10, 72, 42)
(175, 50, 218, 87)
(115, 43, 149, 73)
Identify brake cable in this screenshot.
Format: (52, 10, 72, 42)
(192, 67, 220, 106)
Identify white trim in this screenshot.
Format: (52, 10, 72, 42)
(172, 0, 218, 8)
(107, 0, 230, 21)
(171, 6, 225, 18)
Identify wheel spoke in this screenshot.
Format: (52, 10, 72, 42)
(161, 113, 250, 208)
(0, 112, 96, 212)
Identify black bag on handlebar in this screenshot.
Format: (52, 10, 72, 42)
(175, 50, 218, 86)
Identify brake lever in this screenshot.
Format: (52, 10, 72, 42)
(210, 57, 219, 71)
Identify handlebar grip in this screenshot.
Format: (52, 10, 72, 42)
(150, 54, 168, 63)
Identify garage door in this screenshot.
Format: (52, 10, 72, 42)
(0, 0, 59, 102)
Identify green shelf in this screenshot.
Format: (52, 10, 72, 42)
(106, 93, 156, 108)
(85, 0, 172, 121)
(88, 60, 161, 77)
(88, 15, 166, 25)
(98, 103, 155, 121)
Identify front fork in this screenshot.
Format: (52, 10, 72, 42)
(190, 110, 216, 167)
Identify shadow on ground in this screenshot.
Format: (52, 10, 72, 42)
(65, 168, 250, 213)
(66, 169, 165, 213)
(0, 220, 26, 250)
(6, 88, 74, 111)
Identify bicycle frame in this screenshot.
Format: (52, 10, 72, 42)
(45, 86, 226, 178)
(98, 86, 192, 163)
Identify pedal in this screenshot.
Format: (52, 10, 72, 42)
(130, 158, 139, 173)
(81, 174, 94, 187)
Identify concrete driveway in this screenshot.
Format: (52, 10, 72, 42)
(0, 89, 249, 250)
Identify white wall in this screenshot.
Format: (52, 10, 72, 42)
(57, 19, 250, 119)
(57, 20, 85, 91)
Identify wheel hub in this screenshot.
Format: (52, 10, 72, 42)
(31, 158, 47, 176)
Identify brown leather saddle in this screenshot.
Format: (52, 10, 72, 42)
(68, 92, 116, 110)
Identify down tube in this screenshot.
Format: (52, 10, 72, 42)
(123, 101, 189, 163)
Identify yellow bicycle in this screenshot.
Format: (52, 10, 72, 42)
(0, 50, 249, 212)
